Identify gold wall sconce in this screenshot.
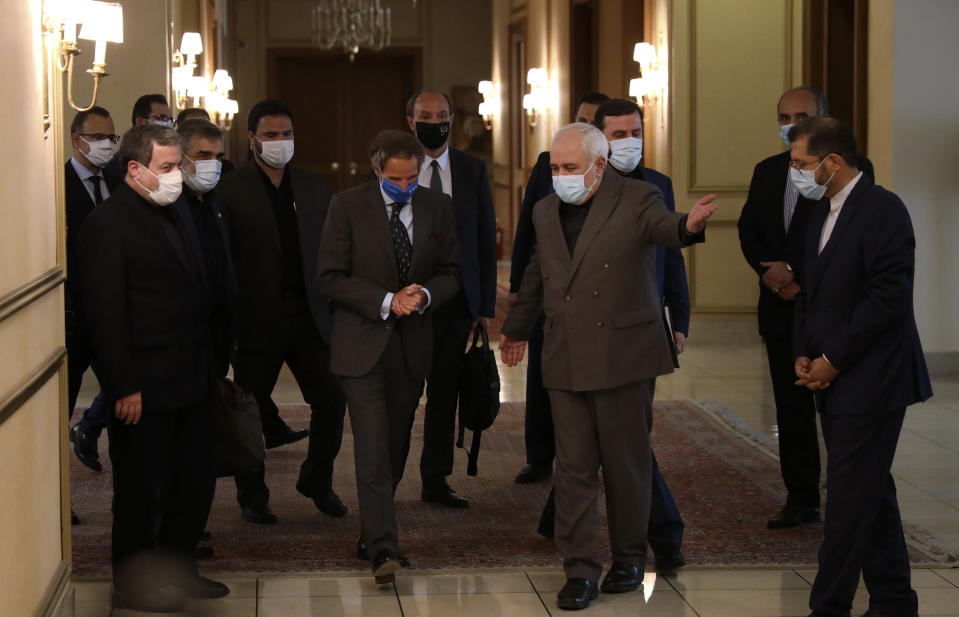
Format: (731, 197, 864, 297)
(522, 68, 552, 130)
(478, 80, 499, 131)
(629, 42, 665, 106)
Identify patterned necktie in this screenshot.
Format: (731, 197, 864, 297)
(390, 203, 412, 282)
(89, 175, 104, 204)
(429, 159, 444, 195)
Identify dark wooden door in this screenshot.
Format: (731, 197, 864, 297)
(268, 49, 421, 193)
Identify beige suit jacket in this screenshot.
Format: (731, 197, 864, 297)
(502, 171, 703, 392)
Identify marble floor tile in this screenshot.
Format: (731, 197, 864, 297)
(394, 572, 533, 595)
(258, 575, 397, 598)
(678, 588, 812, 617)
(399, 591, 550, 617)
(258, 594, 403, 617)
(666, 569, 810, 591)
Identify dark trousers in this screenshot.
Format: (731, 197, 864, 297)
(232, 298, 346, 508)
(108, 397, 217, 593)
(523, 313, 555, 467)
(765, 333, 821, 508)
(550, 380, 654, 582)
(340, 330, 423, 557)
(809, 407, 917, 617)
(420, 293, 472, 488)
(75, 392, 109, 437)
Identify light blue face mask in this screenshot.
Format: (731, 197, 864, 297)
(789, 157, 835, 201)
(552, 162, 599, 204)
(780, 123, 794, 149)
(382, 176, 418, 203)
(183, 156, 222, 193)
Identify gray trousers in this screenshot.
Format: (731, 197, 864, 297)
(549, 379, 654, 582)
(339, 331, 423, 558)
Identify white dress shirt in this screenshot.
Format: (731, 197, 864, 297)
(378, 184, 431, 319)
(419, 146, 452, 198)
(818, 171, 863, 253)
(70, 156, 111, 204)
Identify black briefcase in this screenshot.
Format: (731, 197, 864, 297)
(214, 378, 265, 478)
(456, 322, 501, 476)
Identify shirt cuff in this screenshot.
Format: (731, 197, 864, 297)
(822, 354, 834, 368)
(381, 293, 393, 320)
(418, 288, 431, 314)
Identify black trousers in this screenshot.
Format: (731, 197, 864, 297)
(810, 407, 916, 617)
(66, 310, 93, 419)
(523, 313, 555, 467)
(765, 333, 821, 508)
(340, 330, 424, 557)
(232, 297, 346, 508)
(108, 397, 217, 593)
(420, 293, 473, 488)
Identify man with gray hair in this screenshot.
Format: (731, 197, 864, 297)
(317, 129, 461, 584)
(501, 123, 716, 610)
(78, 124, 228, 611)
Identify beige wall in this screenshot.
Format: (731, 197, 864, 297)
(2, 1, 72, 616)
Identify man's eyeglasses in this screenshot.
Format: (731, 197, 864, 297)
(149, 114, 175, 124)
(79, 133, 121, 144)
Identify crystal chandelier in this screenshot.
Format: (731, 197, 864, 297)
(312, 0, 392, 61)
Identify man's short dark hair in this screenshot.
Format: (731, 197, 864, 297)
(778, 86, 829, 117)
(578, 91, 610, 107)
(405, 90, 454, 118)
(787, 116, 858, 166)
(369, 129, 424, 173)
(131, 94, 169, 126)
(592, 98, 645, 130)
(117, 125, 182, 170)
(247, 99, 294, 133)
(70, 106, 111, 134)
(176, 119, 223, 147)
(176, 107, 211, 125)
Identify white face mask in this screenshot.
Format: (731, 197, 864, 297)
(608, 137, 643, 173)
(779, 123, 794, 149)
(151, 119, 174, 128)
(134, 166, 183, 206)
(255, 137, 294, 168)
(552, 161, 600, 205)
(789, 157, 835, 201)
(183, 156, 222, 193)
(79, 136, 116, 168)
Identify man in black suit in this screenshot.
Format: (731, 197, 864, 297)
(789, 117, 931, 617)
(219, 99, 347, 524)
(317, 130, 461, 584)
(78, 125, 228, 612)
(404, 90, 497, 508)
(738, 87, 875, 529)
(64, 106, 121, 479)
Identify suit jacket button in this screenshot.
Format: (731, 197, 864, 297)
(603, 262, 610, 268)
(565, 295, 571, 302)
(592, 290, 599, 297)
(544, 273, 550, 279)
(596, 321, 604, 327)
(386, 324, 392, 331)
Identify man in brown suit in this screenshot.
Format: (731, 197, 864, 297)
(501, 123, 716, 610)
(317, 130, 461, 585)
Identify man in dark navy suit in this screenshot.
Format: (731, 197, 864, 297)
(789, 117, 931, 617)
(404, 90, 497, 509)
(738, 87, 875, 530)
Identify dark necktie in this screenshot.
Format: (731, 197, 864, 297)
(429, 160, 444, 195)
(390, 203, 412, 282)
(88, 175, 104, 204)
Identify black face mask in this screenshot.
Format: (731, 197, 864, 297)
(415, 121, 450, 150)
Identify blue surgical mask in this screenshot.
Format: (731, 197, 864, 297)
(608, 137, 643, 173)
(382, 176, 418, 203)
(779, 123, 794, 149)
(183, 155, 222, 193)
(789, 157, 835, 201)
(552, 162, 599, 204)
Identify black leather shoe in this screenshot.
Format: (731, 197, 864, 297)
(240, 504, 277, 524)
(357, 539, 409, 567)
(112, 588, 187, 613)
(601, 562, 642, 593)
(195, 546, 215, 560)
(515, 464, 553, 484)
(70, 424, 102, 472)
(767, 505, 821, 529)
(421, 484, 470, 508)
(264, 427, 309, 449)
(372, 549, 401, 584)
(557, 578, 599, 610)
(310, 490, 348, 517)
(860, 608, 920, 617)
(654, 549, 686, 571)
(179, 574, 230, 599)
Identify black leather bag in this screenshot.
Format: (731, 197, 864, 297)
(456, 322, 501, 476)
(214, 378, 265, 478)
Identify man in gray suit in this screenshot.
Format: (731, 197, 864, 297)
(317, 130, 461, 585)
(501, 123, 716, 610)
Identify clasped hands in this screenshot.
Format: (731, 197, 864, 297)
(760, 260, 799, 301)
(499, 334, 527, 367)
(794, 356, 838, 390)
(390, 284, 426, 317)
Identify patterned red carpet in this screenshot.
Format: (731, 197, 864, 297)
(70, 399, 941, 576)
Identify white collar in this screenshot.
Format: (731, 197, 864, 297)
(423, 146, 450, 171)
(70, 156, 101, 182)
(828, 171, 863, 213)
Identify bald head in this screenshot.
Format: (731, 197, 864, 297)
(777, 87, 828, 126)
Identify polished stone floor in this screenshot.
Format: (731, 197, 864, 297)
(73, 268, 959, 616)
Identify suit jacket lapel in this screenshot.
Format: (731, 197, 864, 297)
(243, 161, 283, 256)
(449, 148, 470, 204)
(364, 181, 399, 273)
(805, 177, 868, 299)
(565, 172, 620, 289)
(408, 187, 432, 273)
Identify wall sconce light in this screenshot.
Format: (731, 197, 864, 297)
(522, 67, 552, 129)
(629, 42, 665, 107)
(477, 80, 499, 131)
(43, 0, 124, 112)
(172, 32, 204, 110)
(205, 69, 239, 131)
